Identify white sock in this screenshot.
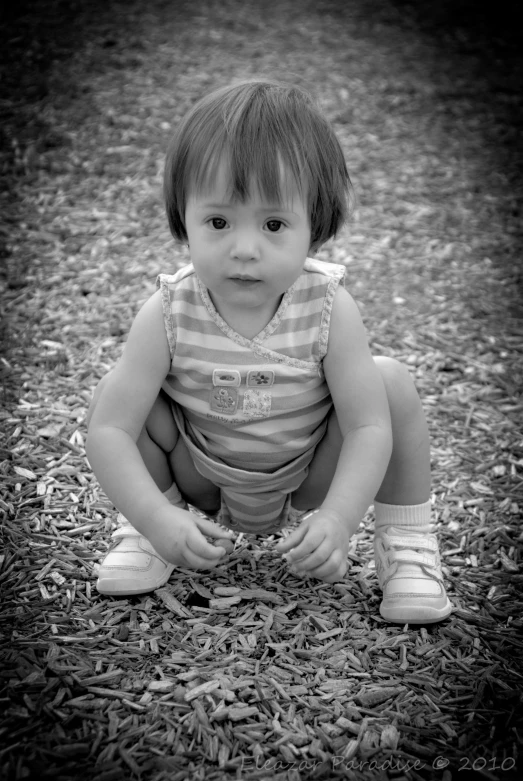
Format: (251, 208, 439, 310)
(374, 500, 431, 532)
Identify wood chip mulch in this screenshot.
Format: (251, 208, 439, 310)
(1, 1, 522, 779)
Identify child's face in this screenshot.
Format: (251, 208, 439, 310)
(184, 164, 311, 324)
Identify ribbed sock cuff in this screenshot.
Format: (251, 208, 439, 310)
(374, 499, 431, 529)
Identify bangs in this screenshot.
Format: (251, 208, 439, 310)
(164, 80, 352, 247)
(182, 105, 307, 207)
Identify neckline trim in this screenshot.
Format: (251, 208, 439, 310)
(196, 278, 298, 346)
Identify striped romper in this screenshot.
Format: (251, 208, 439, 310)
(157, 257, 346, 534)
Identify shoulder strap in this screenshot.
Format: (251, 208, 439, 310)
(303, 256, 346, 285)
(155, 264, 196, 359)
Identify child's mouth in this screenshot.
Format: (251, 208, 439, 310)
(230, 276, 260, 285)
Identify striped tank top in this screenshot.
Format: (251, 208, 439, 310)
(157, 257, 345, 533)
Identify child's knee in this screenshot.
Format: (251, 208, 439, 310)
(374, 355, 410, 385)
(375, 357, 417, 403)
(374, 356, 426, 431)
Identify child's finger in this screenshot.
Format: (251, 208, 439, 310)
(186, 528, 228, 561)
(275, 524, 308, 554)
(282, 526, 324, 564)
(182, 546, 225, 570)
(321, 559, 348, 584)
(193, 516, 237, 540)
(290, 538, 333, 572)
(301, 548, 346, 580)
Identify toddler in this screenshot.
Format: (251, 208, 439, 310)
(86, 80, 451, 624)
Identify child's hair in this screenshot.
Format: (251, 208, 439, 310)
(164, 80, 352, 251)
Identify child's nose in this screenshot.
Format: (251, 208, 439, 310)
(231, 229, 259, 261)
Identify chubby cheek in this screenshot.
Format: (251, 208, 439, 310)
(192, 260, 217, 288)
(188, 236, 214, 269)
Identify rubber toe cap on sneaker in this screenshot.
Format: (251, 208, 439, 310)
(380, 595, 452, 624)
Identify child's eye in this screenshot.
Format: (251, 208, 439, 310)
(209, 217, 228, 230)
(265, 219, 284, 233)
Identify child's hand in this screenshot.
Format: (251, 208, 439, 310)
(149, 505, 237, 569)
(275, 509, 351, 583)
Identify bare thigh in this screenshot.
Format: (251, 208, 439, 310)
(88, 374, 220, 513)
(291, 408, 343, 511)
(150, 391, 221, 514)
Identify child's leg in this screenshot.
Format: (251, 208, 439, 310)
(293, 358, 430, 509)
(374, 356, 430, 505)
(293, 357, 430, 509)
(370, 359, 450, 623)
(89, 375, 221, 595)
(292, 356, 451, 623)
(140, 390, 221, 513)
(87, 374, 220, 511)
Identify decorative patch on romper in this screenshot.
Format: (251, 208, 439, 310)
(247, 369, 275, 387)
(210, 387, 238, 414)
(243, 389, 272, 418)
(212, 368, 241, 387)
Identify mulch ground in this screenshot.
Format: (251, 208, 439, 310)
(1, 1, 522, 779)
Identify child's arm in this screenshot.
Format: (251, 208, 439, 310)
(276, 286, 393, 581)
(86, 290, 235, 567)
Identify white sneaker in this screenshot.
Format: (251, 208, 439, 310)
(374, 526, 452, 624)
(96, 526, 174, 596)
